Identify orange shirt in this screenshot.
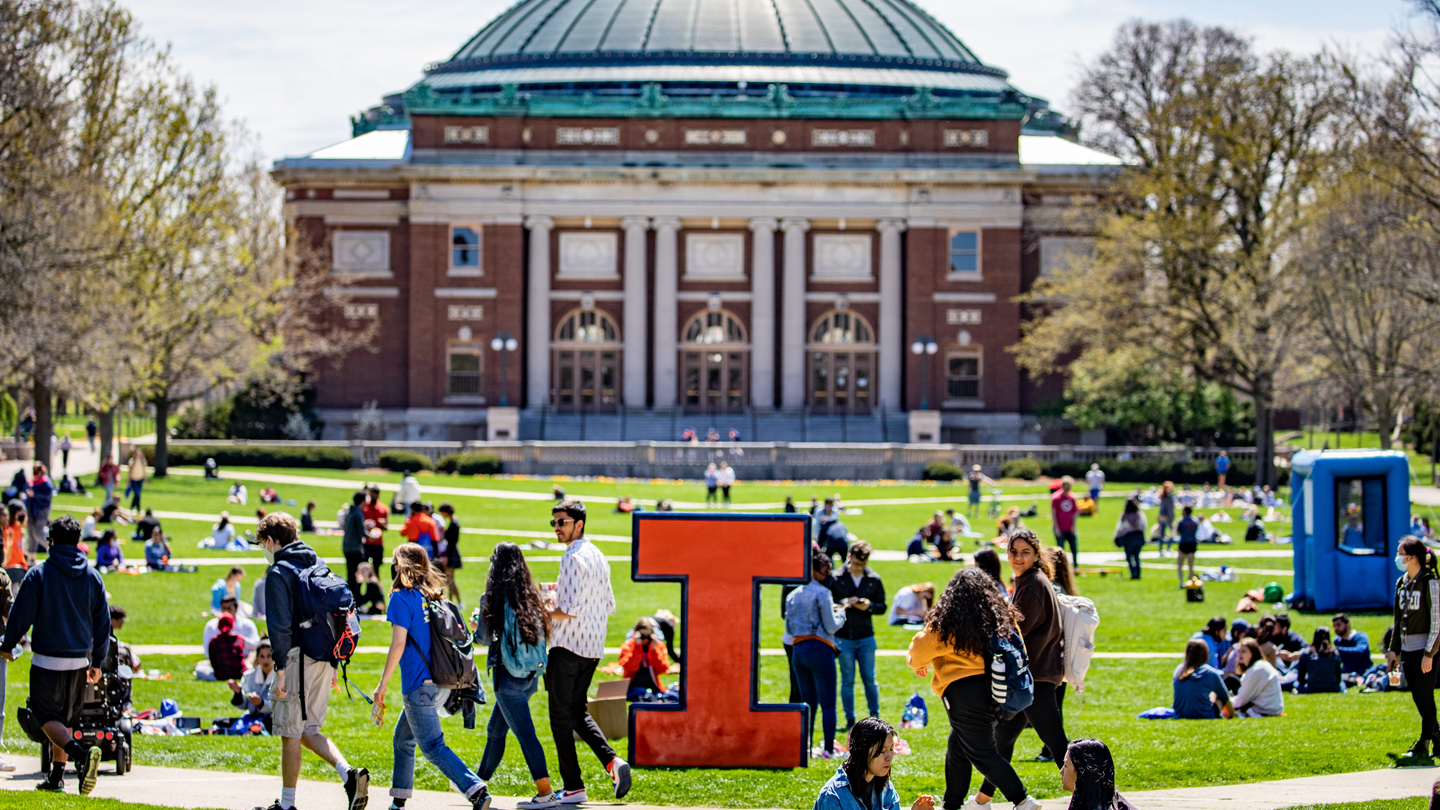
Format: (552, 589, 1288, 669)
(906, 628, 985, 697)
(3, 524, 28, 569)
(617, 637, 673, 690)
(401, 513, 438, 544)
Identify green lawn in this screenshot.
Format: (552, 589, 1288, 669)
(3, 466, 1421, 807)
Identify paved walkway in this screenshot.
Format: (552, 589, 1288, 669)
(1, 755, 1434, 809)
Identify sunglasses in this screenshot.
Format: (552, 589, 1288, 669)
(549, 518, 574, 527)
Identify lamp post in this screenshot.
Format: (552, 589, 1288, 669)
(491, 331, 518, 406)
(910, 335, 939, 410)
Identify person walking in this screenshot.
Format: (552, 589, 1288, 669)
(126, 449, 147, 510)
(59, 434, 71, 472)
(1155, 482, 1176, 557)
(906, 568, 1040, 810)
(975, 530, 1068, 806)
(1114, 499, 1147, 580)
(827, 541, 886, 731)
(544, 500, 631, 802)
(1176, 506, 1200, 588)
(4, 505, 30, 587)
(396, 474, 422, 516)
(0, 515, 109, 794)
(85, 417, 97, 453)
(1215, 451, 1230, 490)
(342, 491, 368, 597)
(1388, 536, 1440, 764)
(25, 462, 53, 554)
(718, 461, 736, 508)
(475, 542, 556, 809)
(704, 463, 719, 508)
(966, 465, 986, 519)
(97, 454, 119, 507)
(254, 512, 370, 810)
(373, 543, 491, 810)
(787, 548, 845, 758)
(1050, 476, 1079, 568)
(437, 503, 463, 607)
(1084, 464, 1104, 505)
(362, 486, 389, 581)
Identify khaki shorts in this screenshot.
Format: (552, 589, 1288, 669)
(272, 648, 334, 738)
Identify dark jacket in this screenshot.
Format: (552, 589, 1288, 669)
(264, 540, 321, 670)
(27, 476, 53, 515)
(1, 544, 109, 662)
(1012, 566, 1064, 685)
(443, 517, 462, 568)
(1390, 571, 1440, 657)
(1296, 648, 1343, 694)
(826, 566, 887, 641)
(341, 505, 366, 555)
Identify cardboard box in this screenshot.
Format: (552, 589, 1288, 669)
(577, 679, 629, 741)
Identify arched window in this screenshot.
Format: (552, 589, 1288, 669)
(684, 310, 747, 345)
(555, 309, 620, 344)
(810, 310, 874, 345)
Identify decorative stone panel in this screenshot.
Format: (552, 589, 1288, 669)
(812, 234, 873, 281)
(332, 231, 391, 276)
(685, 233, 746, 280)
(557, 232, 619, 279)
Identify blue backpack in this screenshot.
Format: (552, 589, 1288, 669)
(276, 560, 360, 664)
(988, 631, 1035, 716)
(500, 601, 548, 678)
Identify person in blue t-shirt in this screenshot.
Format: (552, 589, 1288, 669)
(1172, 640, 1232, 719)
(373, 543, 491, 810)
(1190, 617, 1230, 669)
(1331, 613, 1372, 681)
(1214, 451, 1230, 489)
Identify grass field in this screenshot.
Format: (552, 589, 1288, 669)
(0, 466, 1420, 807)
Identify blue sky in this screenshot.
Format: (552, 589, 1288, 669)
(121, 0, 1417, 161)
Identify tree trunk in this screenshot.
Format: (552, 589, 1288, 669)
(153, 396, 170, 477)
(98, 408, 115, 464)
(1377, 400, 1395, 450)
(1254, 392, 1276, 489)
(32, 377, 52, 473)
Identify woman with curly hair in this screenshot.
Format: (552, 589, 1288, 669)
(475, 542, 555, 807)
(1061, 739, 1135, 810)
(906, 568, 1040, 810)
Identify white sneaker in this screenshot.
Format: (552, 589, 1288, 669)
(0, 754, 13, 772)
(959, 799, 986, 810)
(518, 794, 559, 810)
(1015, 798, 1044, 810)
(557, 789, 587, 805)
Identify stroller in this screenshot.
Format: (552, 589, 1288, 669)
(17, 635, 134, 776)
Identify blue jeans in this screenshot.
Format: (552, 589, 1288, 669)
(792, 639, 837, 753)
(477, 667, 550, 783)
(836, 636, 879, 725)
(391, 684, 483, 800)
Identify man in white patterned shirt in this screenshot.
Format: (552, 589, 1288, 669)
(545, 501, 630, 803)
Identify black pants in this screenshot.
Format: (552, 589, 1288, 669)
(545, 646, 617, 791)
(1055, 531, 1078, 568)
(980, 681, 1068, 797)
(1123, 538, 1145, 579)
(362, 543, 385, 582)
(344, 551, 365, 597)
(1037, 683, 1066, 758)
(784, 643, 802, 704)
(941, 675, 1028, 808)
(1403, 649, 1439, 745)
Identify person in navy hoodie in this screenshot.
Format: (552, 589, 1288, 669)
(0, 514, 109, 794)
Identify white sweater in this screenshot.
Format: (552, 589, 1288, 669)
(1234, 660, 1284, 717)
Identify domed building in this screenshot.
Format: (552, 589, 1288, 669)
(272, 0, 1120, 443)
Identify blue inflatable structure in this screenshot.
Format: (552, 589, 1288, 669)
(1290, 450, 1409, 612)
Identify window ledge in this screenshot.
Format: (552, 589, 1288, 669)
(943, 399, 985, 410)
(334, 268, 394, 279)
(447, 267, 484, 278)
(683, 272, 748, 282)
(555, 272, 621, 281)
(443, 395, 487, 405)
(810, 275, 875, 283)
(945, 273, 984, 282)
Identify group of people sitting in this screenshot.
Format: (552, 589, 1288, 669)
(1173, 612, 1374, 719)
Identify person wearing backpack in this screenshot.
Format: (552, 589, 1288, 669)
(475, 541, 555, 809)
(1113, 499, 1147, 580)
(974, 530, 1068, 807)
(255, 512, 370, 810)
(906, 568, 1041, 810)
(545, 500, 631, 802)
(373, 543, 491, 810)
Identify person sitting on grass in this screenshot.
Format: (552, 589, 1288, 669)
(95, 530, 124, 572)
(1232, 638, 1285, 717)
(230, 639, 277, 730)
(614, 616, 673, 701)
(227, 482, 248, 505)
(1061, 739, 1136, 810)
(353, 562, 386, 615)
(1296, 627, 1344, 694)
(1172, 639, 1233, 719)
(260, 487, 281, 504)
(211, 566, 247, 615)
(144, 532, 180, 572)
(203, 596, 262, 657)
(1221, 619, 1252, 693)
(812, 717, 935, 810)
(300, 501, 318, 534)
(1331, 613, 1372, 684)
(206, 611, 250, 682)
(210, 512, 240, 551)
(887, 582, 933, 626)
(1191, 617, 1231, 670)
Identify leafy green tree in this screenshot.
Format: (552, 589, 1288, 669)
(1063, 348, 1253, 446)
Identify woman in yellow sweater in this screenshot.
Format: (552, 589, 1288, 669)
(906, 568, 1041, 810)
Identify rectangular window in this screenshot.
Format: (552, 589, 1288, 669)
(811, 129, 875, 147)
(447, 344, 483, 396)
(948, 229, 981, 276)
(946, 353, 981, 400)
(447, 305, 484, 321)
(943, 129, 989, 148)
(556, 127, 620, 146)
(1336, 477, 1388, 556)
(450, 224, 483, 276)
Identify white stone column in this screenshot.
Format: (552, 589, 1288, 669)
(748, 217, 778, 409)
(877, 218, 907, 413)
(524, 215, 554, 409)
(621, 216, 651, 408)
(652, 217, 681, 408)
(780, 217, 810, 410)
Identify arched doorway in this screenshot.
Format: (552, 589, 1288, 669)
(808, 310, 876, 414)
(681, 309, 748, 415)
(553, 309, 621, 412)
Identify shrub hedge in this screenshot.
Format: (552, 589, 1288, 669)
(436, 452, 502, 475)
(924, 461, 965, 481)
(377, 450, 434, 473)
(142, 444, 353, 469)
(1000, 458, 1043, 480)
(1043, 457, 1286, 487)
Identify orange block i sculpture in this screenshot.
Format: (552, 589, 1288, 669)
(628, 512, 812, 768)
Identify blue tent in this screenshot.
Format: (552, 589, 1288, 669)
(1290, 450, 1409, 612)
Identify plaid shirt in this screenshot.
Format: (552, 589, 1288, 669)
(551, 537, 615, 659)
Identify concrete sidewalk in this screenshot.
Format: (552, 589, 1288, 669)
(1, 755, 1436, 810)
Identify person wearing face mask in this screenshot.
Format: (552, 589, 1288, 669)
(1388, 535, 1440, 765)
(812, 717, 935, 810)
(787, 548, 847, 759)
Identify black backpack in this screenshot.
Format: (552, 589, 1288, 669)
(407, 597, 479, 690)
(276, 559, 361, 664)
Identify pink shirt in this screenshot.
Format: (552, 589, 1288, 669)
(1051, 491, 1078, 534)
